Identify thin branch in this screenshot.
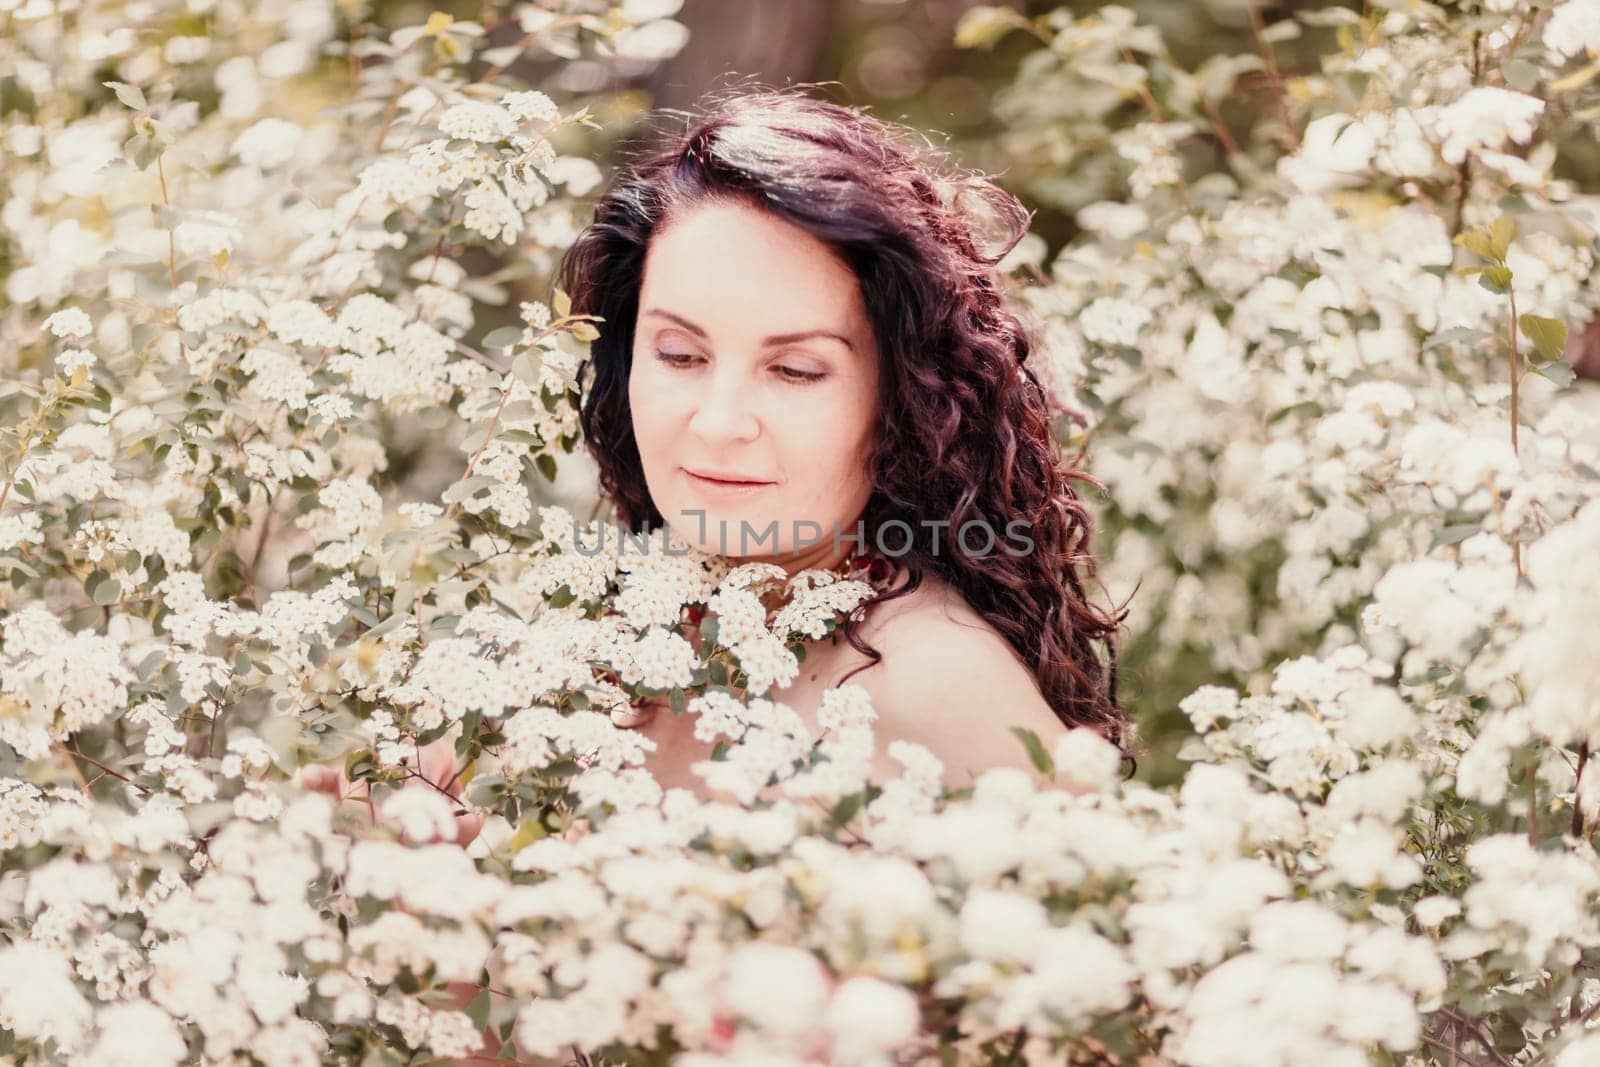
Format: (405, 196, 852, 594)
(56, 744, 149, 794)
(1246, 1, 1299, 150)
(1574, 743, 1589, 839)
(1506, 283, 1524, 578)
(1439, 1007, 1518, 1067)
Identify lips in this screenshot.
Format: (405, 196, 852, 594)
(682, 467, 773, 487)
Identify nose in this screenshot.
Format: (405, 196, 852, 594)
(686, 364, 760, 447)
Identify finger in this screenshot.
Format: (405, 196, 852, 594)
(296, 764, 343, 793)
(453, 810, 485, 848)
(417, 736, 463, 794)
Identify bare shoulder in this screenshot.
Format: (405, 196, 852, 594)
(845, 571, 1063, 785)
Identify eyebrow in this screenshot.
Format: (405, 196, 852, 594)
(641, 308, 856, 352)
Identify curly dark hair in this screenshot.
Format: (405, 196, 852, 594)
(557, 87, 1133, 755)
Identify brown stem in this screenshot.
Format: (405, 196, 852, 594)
(1198, 95, 1244, 157)
(1450, 155, 1473, 239)
(1573, 743, 1589, 838)
(1420, 1032, 1485, 1067)
(1506, 284, 1523, 577)
(1438, 1007, 1516, 1067)
(1529, 769, 1540, 846)
(347, 21, 362, 86)
(156, 155, 178, 289)
(1507, 287, 1522, 457)
(56, 744, 148, 794)
(1246, 1, 1299, 149)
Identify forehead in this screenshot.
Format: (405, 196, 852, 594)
(638, 200, 870, 336)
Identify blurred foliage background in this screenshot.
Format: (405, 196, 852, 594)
(369, 0, 1350, 250)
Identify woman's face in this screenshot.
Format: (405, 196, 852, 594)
(628, 199, 881, 573)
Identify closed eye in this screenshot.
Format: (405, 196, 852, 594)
(655, 351, 825, 384)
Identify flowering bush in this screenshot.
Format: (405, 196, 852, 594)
(3, 0, 1600, 1065)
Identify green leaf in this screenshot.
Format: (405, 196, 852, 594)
(345, 751, 377, 782)
(365, 612, 408, 640)
(535, 453, 557, 482)
(482, 326, 523, 349)
(1430, 522, 1484, 552)
(1453, 228, 1497, 263)
(828, 790, 866, 831)
(1504, 59, 1539, 92)
(466, 774, 506, 807)
(1517, 313, 1568, 364)
(137, 649, 166, 681)
(184, 800, 235, 836)
(1488, 215, 1517, 261)
(1422, 326, 1490, 351)
(1477, 265, 1513, 294)
(84, 568, 109, 599)
(551, 288, 572, 318)
(467, 986, 491, 1031)
(1011, 726, 1055, 776)
(1534, 360, 1576, 387)
(511, 351, 540, 385)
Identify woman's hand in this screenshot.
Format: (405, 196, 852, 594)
(295, 735, 484, 848)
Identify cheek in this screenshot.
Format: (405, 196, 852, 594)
(627, 364, 679, 446)
(778, 391, 876, 492)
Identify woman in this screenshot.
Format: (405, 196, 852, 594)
(561, 88, 1129, 796)
(306, 87, 1131, 819)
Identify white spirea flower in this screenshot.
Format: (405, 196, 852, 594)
(230, 116, 304, 169)
(611, 19, 689, 60)
(1544, 0, 1600, 59)
(463, 178, 522, 242)
(544, 156, 603, 194)
(958, 888, 1049, 964)
(721, 942, 831, 1036)
(0, 942, 92, 1047)
(622, 627, 697, 690)
(1078, 296, 1152, 347)
(1512, 498, 1600, 747)
(1052, 727, 1121, 791)
(621, 0, 684, 20)
(1181, 685, 1239, 731)
(1429, 87, 1544, 165)
(438, 101, 515, 142)
(824, 976, 920, 1058)
(1250, 901, 1348, 961)
(43, 307, 93, 338)
(1412, 897, 1462, 928)
(502, 89, 559, 123)
(380, 789, 461, 844)
(83, 1000, 186, 1067)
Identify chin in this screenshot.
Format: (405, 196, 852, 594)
(665, 505, 785, 558)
